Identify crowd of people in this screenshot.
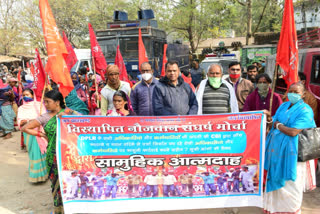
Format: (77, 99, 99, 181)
(0, 58, 319, 214)
(62, 166, 258, 200)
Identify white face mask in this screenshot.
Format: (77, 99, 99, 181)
(141, 73, 153, 81)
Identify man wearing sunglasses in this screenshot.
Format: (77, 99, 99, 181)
(226, 62, 254, 111)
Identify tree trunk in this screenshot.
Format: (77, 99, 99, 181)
(188, 0, 196, 54)
(246, 0, 252, 45)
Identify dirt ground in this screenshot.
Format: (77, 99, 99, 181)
(1, 131, 320, 214)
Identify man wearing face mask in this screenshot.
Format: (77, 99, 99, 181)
(243, 73, 282, 116)
(196, 64, 238, 114)
(130, 62, 158, 116)
(226, 62, 254, 111)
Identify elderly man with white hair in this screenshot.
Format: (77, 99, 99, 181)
(196, 64, 238, 114)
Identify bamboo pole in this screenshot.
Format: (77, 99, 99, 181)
(269, 65, 279, 113)
(39, 73, 48, 115)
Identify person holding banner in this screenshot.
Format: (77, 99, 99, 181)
(100, 65, 131, 116)
(22, 90, 79, 214)
(264, 82, 316, 214)
(17, 88, 48, 183)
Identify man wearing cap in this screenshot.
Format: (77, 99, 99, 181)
(226, 62, 254, 111)
(100, 65, 131, 115)
(130, 62, 158, 116)
(104, 173, 125, 199)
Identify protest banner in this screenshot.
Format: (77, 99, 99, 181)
(57, 111, 266, 214)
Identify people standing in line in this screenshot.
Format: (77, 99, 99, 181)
(100, 65, 131, 115)
(246, 65, 259, 86)
(190, 59, 206, 88)
(22, 90, 79, 214)
(153, 60, 198, 116)
(243, 73, 282, 116)
(130, 62, 158, 116)
(17, 88, 48, 183)
(226, 62, 254, 111)
(196, 64, 239, 114)
(263, 82, 316, 214)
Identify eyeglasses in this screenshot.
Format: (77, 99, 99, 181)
(230, 68, 241, 71)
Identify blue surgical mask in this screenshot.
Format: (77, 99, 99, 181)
(287, 93, 302, 104)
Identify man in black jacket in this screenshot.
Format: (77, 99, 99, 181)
(152, 60, 198, 115)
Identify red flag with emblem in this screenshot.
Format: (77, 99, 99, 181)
(88, 23, 107, 80)
(32, 48, 47, 101)
(161, 44, 168, 77)
(276, 0, 298, 88)
(138, 28, 149, 68)
(115, 45, 132, 87)
(62, 31, 78, 71)
(39, 0, 74, 97)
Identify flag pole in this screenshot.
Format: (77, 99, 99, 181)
(91, 54, 100, 108)
(269, 65, 279, 113)
(39, 73, 48, 115)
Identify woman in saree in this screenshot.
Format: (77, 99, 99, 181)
(18, 88, 48, 183)
(0, 81, 16, 139)
(263, 82, 316, 214)
(22, 90, 78, 214)
(107, 90, 136, 116)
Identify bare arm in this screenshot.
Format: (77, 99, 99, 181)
(21, 119, 46, 138)
(274, 121, 302, 137)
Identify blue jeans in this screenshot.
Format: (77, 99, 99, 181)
(94, 186, 104, 199)
(217, 182, 226, 193)
(204, 183, 216, 195)
(233, 180, 240, 192)
(105, 185, 117, 198)
(146, 185, 158, 197)
(80, 185, 87, 198)
(163, 185, 175, 197)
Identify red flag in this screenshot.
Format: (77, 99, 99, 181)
(32, 48, 47, 101)
(17, 69, 21, 82)
(138, 28, 149, 68)
(115, 45, 132, 87)
(276, 0, 298, 88)
(30, 63, 35, 77)
(62, 31, 78, 71)
(161, 44, 168, 77)
(88, 23, 107, 80)
(39, 0, 74, 97)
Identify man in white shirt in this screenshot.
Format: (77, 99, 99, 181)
(143, 171, 160, 197)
